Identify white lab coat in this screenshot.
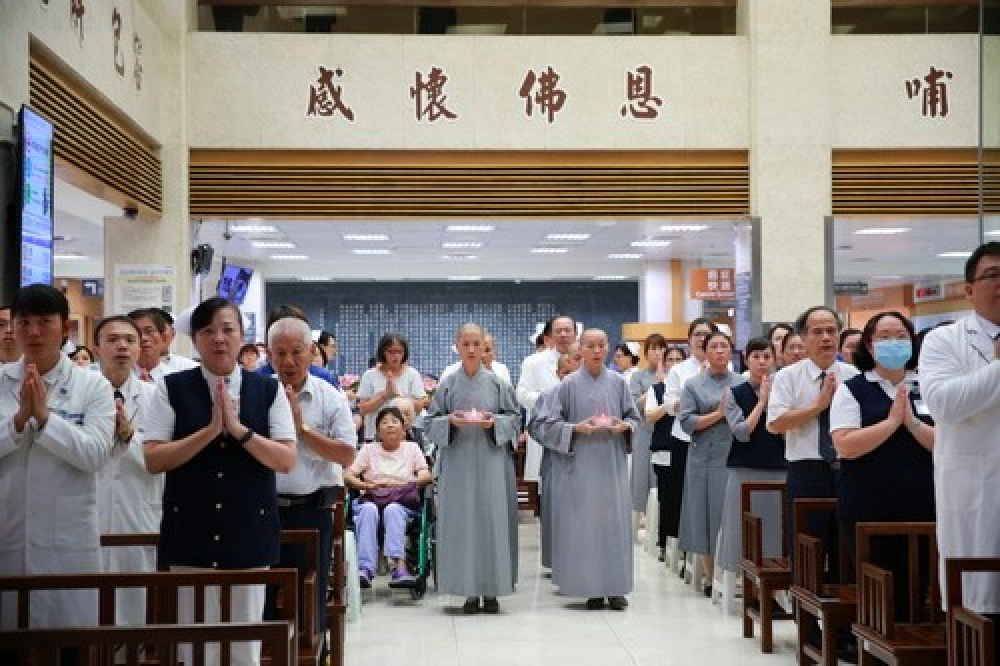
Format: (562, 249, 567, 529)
(919, 315, 1000, 613)
(0, 354, 116, 627)
(97, 374, 161, 625)
(516, 349, 559, 482)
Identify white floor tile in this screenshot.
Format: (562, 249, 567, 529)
(345, 514, 804, 665)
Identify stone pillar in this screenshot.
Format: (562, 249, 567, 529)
(740, 0, 832, 322)
(104, 1, 194, 351)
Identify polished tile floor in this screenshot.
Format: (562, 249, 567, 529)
(344, 515, 806, 666)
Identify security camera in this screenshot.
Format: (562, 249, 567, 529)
(123, 204, 139, 220)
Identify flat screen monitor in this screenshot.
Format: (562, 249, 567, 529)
(218, 263, 253, 306)
(18, 106, 54, 287)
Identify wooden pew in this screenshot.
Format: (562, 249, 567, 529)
(944, 557, 1000, 666)
(789, 498, 857, 666)
(0, 621, 294, 666)
(327, 489, 347, 666)
(102, 529, 323, 665)
(739, 480, 792, 653)
(0, 568, 298, 666)
(851, 522, 944, 666)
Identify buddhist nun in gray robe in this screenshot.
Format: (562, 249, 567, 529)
(533, 329, 639, 602)
(425, 329, 520, 605)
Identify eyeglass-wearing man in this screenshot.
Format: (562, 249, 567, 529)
(93, 315, 160, 626)
(920, 241, 1000, 625)
(0, 284, 115, 629)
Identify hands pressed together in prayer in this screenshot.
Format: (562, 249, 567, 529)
(13, 364, 50, 432)
(114, 396, 135, 443)
(208, 379, 252, 443)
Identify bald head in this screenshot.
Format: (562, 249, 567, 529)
(580, 329, 609, 377)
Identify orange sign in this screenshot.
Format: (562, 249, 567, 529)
(690, 268, 735, 300)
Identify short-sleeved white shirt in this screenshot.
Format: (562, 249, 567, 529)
(767, 358, 858, 461)
(357, 365, 426, 440)
(829, 369, 918, 433)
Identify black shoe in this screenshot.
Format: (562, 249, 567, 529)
(586, 597, 605, 610)
(482, 597, 499, 614)
(608, 596, 628, 611)
(703, 583, 713, 598)
(462, 597, 480, 614)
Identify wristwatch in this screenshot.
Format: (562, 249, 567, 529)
(299, 423, 312, 436)
(235, 428, 254, 445)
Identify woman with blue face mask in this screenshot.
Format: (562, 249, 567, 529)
(828, 311, 936, 619)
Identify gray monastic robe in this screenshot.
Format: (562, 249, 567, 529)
(533, 366, 639, 599)
(629, 367, 658, 512)
(425, 365, 520, 598)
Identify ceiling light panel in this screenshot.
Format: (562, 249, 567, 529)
(593, 275, 627, 280)
(270, 254, 309, 260)
(546, 233, 590, 241)
(252, 241, 296, 249)
(442, 241, 483, 249)
(230, 224, 277, 233)
(443, 254, 478, 260)
(531, 247, 568, 254)
(659, 224, 708, 232)
(446, 225, 494, 232)
(343, 234, 389, 241)
(937, 251, 972, 258)
(352, 248, 392, 255)
(447, 275, 482, 281)
(608, 253, 642, 259)
(853, 227, 911, 235)
(631, 240, 671, 248)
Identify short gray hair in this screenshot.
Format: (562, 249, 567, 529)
(267, 317, 311, 348)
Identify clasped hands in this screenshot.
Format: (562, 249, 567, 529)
(206, 379, 251, 442)
(13, 364, 49, 432)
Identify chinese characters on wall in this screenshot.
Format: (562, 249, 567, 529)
(306, 63, 666, 123)
(905, 65, 953, 118)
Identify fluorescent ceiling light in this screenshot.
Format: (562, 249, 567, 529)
(343, 234, 389, 241)
(546, 233, 590, 241)
(252, 241, 295, 249)
(986, 229, 1000, 236)
(631, 240, 671, 248)
(447, 275, 482, 281)
(938, 251, 972, 258)
(659, 224, 708, 232)
(270, 254, 309, 260)
(352, 248, 392, 255)
(531, 247, 568, 254)
(54, 254, 88, 260)
(230, 224, 277, 233)
(608, 253, 642, 259)
(854, 227, 911, 235)
(593, 275, 627, 281)
(446, 224, 494, 233)
(443, 254, 477, 260)
(299, 276, 332, 281)
(442, 241, 483, 249)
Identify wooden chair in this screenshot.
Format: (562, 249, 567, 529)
(0, 568, 299, 666)
(944, 557, 1000, 666)
(789, 498, 857, 666)
(739, 480, 792, 653)
(327, 488, 348, 666)
(0, 621, 294, 666)
(102, 530, 322, 665)
(851, 522, 945, 666)
(513, 445, 540, 515)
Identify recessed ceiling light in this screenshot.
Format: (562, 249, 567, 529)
(343, 234, 389, 241)
(231, 224, 277, 233)
(446, 224, 494, 233)
(854, 227, 911, 235)
(938, 251, 972, 258)
(442, 241, 483, 249)
(546, 233, 590, 241)
(54, 253, 88, 260)
(270, 254, 309, 260)
(596, 220, 617, 227)
(593, 275, 627, 281)
(608, 253, 642, 259)
(299, 276, 332, 281)
(443, 254, 478, 260)
(252, 241, 295, 249)
(631, 240, 671, 248)
(531, 247, 568, 254)
(447, 275, 482, 281)
(986, 229, 1000, 236)
(659, 224, 708, 232)
(353, 248, 392, 255)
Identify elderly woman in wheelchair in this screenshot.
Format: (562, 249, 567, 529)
(344, 406, 433, 588)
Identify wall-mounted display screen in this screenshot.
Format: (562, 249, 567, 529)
(218, 263, 253, 306)
(19, 106, 54, 287)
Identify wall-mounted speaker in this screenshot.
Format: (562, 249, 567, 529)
(190, 243, 214, 275)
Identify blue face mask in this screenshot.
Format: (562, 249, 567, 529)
(873, 339, 912, 371)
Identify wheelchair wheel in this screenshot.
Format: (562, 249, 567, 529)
(410, 576, 427, 600)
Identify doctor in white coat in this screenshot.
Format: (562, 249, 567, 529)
(94, 315, 161, 626)
(0, 285, 116, 629)
(919, 241, 1000, 617)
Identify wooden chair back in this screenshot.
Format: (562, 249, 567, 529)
(795, 533, 825, 593)
(741, 512, 763, 565)
(856, 521, 940, 627)
(859, 562, 896, 638)
(944, 557, 1000, 666)
(0, 621, 294, 666)
(739, 480, 786, 561)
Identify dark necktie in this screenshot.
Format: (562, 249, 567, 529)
(114, 389, 125, 404)
(817, 371, 835, 462)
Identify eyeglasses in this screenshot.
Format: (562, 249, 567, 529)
(971, 270, 1000, 284)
